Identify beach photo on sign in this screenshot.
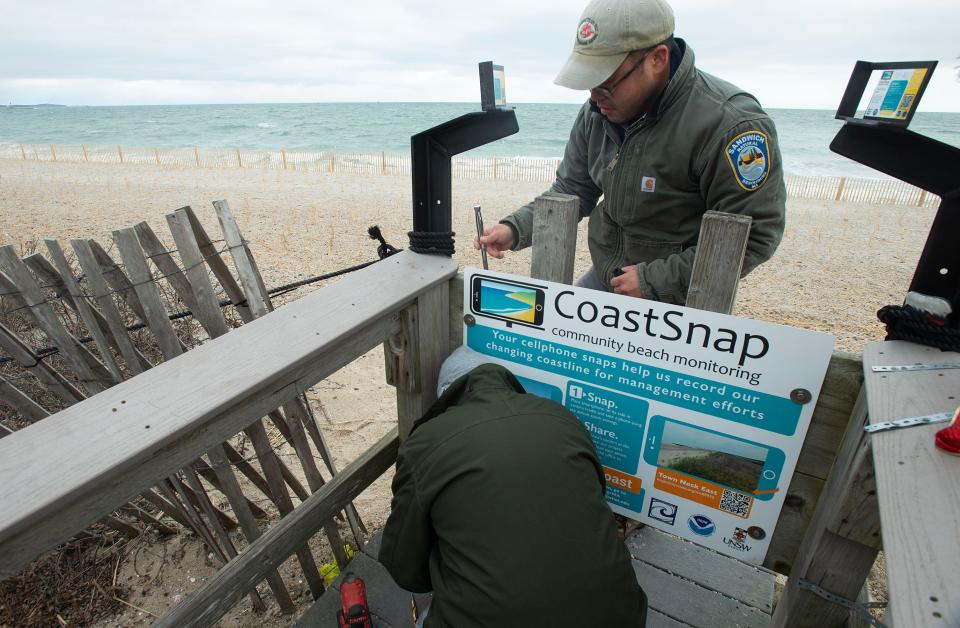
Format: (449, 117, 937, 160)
(657, 421, 767, 494)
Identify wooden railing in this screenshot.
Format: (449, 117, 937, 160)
(0, 250, 457, 623)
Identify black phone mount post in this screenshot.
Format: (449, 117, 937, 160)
(830, 61, 960, 344)
(408, 62, 519, 256)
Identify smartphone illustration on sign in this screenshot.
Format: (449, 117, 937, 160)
(644, 416, 785, 502)
(470, 274, 546, 328)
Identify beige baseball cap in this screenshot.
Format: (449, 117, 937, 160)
(554, 0, 675, 90)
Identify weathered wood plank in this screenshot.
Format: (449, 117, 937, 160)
(182, 205, 254, 321)
(166, 210, 231, 337)
(763, 470, 824, 575)
(0, 251, 453, 579)
(772, 388, 879, 627)
(625, 526, 775, 612)
(212, 200, 271, 317)
(205, 444, 295, 613)
(71, 239, 148, 376)
(860, 341, 959, 628)
(0, 375, 50, 422)
(155, 427, 400, 628)
(132, 221, 200, 314)
(685, 211, 751, 314)
(112, 228, 185, 359)
(448, 274, 464, 352)
(633, 559, 771, 627)
(395, 281, 449, 440)
(530, 192, 579, 284)
(41, 243, 125, 381)
(0, 249, 110, 394)
(88, 240, 149, 323)
(0, 321, 85, 405)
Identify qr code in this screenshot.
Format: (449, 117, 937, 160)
(719, 489, 752, 518)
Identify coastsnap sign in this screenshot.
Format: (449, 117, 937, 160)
(463, 268, 835, 563)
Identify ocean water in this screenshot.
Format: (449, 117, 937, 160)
(1, 102, 958, 178)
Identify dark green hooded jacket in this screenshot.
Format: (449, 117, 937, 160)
(379, 364, 646, 627)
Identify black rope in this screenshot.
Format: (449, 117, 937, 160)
(0, 226, 402, 366)
(408, 231, 455, 256)
(877, 304, 960, 352)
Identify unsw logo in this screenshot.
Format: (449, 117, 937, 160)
(722, 527, 753, 553)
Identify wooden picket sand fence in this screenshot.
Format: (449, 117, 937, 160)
(0, 194, 952, 626)
(0, 142, 941, 208)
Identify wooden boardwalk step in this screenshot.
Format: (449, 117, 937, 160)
(627, 526, 776, 627)
(299, 527, 776, 627)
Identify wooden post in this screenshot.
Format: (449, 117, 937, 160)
(235, 149, 242, 168)
(154, 147, 161, 165)
(492, 157, 498, 180)
(834, 177, 846, 201)
(281, 149, 288, 170)
(685, 211, 752, 314)
(771, 391, 880, 627)
(117, 145, 124, 163)
(329, 152, 335, 173)
(393, 281, 449, 440)
(81, 144, 88, 162)
(49, 145, 57, 162)
(194, 147, 201, 167)
(19, 144, 26, 160)
(917, 189, 928, 208)
(380, 151, 386, 175)
(530, 192, 579, 284)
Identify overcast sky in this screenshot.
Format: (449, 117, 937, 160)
(1, 0, 958, 111)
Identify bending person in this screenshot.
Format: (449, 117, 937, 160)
(379, 346, 646, 627)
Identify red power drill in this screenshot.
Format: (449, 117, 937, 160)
(337, 575, 373, 628)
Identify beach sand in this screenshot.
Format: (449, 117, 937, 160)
(0, 158, 932, 624)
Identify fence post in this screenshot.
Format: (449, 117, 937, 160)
(530, 193, 579, 284)
(380, 151, 386, 175)
(281, 149, 288, 170)
(917, 189, 928, 208)
(492, 157, 498, 180)
(392, 281, 450, 440)
(329, 152, 335, 173)
(49, 145, 57, 162)
(235, 149, 243, 169)
(19, 144, 26, 160)
(154, 148, 161, 165)
(685, 211, 752, 314)
(194, 147, 201, 168)
(117, 145, 124, 164)
(82, 145, 89, 162)
(834, 177, 846, 201)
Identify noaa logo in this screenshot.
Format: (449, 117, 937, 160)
(647, 498, 677, 525)
(687, 515, 716, 537)
(577, 18, 598, 45)
(725, 131, 770, 191)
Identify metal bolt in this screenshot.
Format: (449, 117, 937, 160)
(790, 388, 812, 404)
(463, 314, 476, 326)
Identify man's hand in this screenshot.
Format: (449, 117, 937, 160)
(474, 223, 515, 259)
(610, 265, 645, 298)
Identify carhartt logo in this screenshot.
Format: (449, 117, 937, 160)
(641, 176, 656, 192)
(577, 18, 598, 45)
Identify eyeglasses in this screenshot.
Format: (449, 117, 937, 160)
(590, 49, 653, 99)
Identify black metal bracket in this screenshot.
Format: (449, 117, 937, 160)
(410, 109, 519, 237)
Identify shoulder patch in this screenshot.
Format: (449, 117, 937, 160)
(725, 131, 770, 191)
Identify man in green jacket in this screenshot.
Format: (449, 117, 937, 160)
(475, 0, 786, 305)
(379, 347, 646, 627)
